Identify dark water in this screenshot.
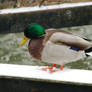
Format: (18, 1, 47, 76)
(0, 25, 92, 70)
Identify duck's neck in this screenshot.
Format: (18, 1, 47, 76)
(28, 36, 45, 60)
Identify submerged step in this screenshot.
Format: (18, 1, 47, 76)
(0, 2, 92, 33)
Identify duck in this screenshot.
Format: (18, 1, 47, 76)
(20, 24, 92, 73)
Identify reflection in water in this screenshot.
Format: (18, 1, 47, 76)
(0, 25, 92, 70)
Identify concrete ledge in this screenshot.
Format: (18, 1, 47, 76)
(0, 64, 92, 92)
(0, 2, 92, 14)
(0, 64, 92, 85)
(0, 2, 92, 33)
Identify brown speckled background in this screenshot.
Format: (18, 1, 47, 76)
(0, 0, 92, 9)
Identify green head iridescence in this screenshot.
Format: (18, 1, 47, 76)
(24, 24, 45, 39)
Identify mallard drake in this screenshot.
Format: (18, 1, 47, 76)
(20, 24, 92, 73)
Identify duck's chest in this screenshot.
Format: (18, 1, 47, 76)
(28, 38, 44, 60)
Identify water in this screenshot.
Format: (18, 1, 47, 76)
(0, 25, 92, 70)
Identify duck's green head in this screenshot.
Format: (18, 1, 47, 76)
(20, 24, 45, 46)
(24, 24, 45, 39)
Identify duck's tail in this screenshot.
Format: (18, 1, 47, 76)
(85, 47, 92, 56)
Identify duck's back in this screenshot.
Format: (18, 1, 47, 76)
(42, 39, 85, 65)
(41, 29, 88, 65)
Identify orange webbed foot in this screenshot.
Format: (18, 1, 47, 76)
(42, 64, 57, 73)
(42, 64, 64, 73)
(59, 65, 64, 70)
(42, 66, 53, 71)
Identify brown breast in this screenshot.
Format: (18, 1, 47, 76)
(28, 36, 45, 60)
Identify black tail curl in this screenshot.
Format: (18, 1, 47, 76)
(85, 47, 92, 57)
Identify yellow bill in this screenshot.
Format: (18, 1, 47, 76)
(20, 36, 29, 46)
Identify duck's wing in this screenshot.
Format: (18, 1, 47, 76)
(83, 37, 92, 42)
(49, 31, 92, 50)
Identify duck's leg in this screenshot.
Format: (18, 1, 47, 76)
(42, 64, 57, 72)
(42, 64, 64, 73)
(59, 65, 64, 70)
(50, 65, 64, 73)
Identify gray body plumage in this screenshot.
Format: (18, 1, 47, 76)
(41, 29, 92, 65)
